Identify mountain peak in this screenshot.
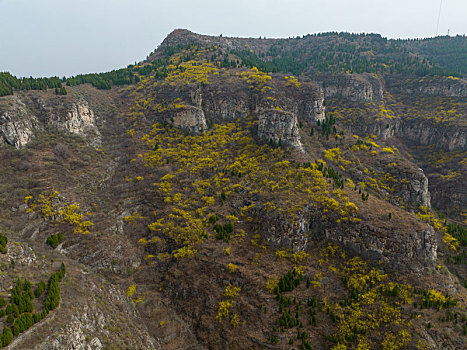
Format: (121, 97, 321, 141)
(158, 28, 200, 49)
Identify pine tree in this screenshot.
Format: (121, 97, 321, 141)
(2, 326, 13, 346)
(35, 280, 46, 298)
(12, 322, 19, 336)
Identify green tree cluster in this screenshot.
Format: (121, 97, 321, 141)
(55, 87, 67, 95)
(46, 233, 64, 249)
(45, 263, 65, 311)
(0, 264, 66, 346)
(214, 222, 233, 243)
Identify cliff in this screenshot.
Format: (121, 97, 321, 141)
(0, 95, 38, 147)
(388, 76, 467, 98)
(257, 109, 302, 149)
(0, 91, 101, 148)
(317, 73, 384, 102)
(133, 69, 324, 150)
(396, 119, 466, 152)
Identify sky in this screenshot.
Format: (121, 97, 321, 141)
(0, 0, 466, 77)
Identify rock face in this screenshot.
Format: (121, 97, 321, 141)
(0, 96, 38, 147)
(256, 82, 326, 123)
(396, 120, 466, 152)
(0, 113, 37, 148)
(319, 73, 384, 102)
(388, 76, 467, 98)
(0, 93, 101, 148)
(258, 109, 302, 150)
(403, 169, 431, 208)
(173, 106, 207, 133)
(342, 107, 466, 152)
(298, 98, 325, 122)
(51, 100, 97, 136)
(35, 97, 101, 146)
(148, 76, 325, 146)
(198, 86, 250, 122)
(252, 206, 437, 269)
(251, 206, 311, 252)
(319, 222, 437, 269)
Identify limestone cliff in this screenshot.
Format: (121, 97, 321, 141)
(403, 169, 431, 208)
(318, 73, 384, 102)
(0, 96, 38, 147)
(347, 163, 432, 210)
(33, 96, 101, 146)
(172, 105, 207, 133)
(319, 222, 437, 269)
(257, 109, 302, 150)
(198, 85, 250, 122)
(256, 81, 325, 123)
(396, 120, 466, 152)
(0, 92, 101, 148)
(388, 76, 467, 98)
(250, 202, 437, 270)
(142, 75, 324, 147)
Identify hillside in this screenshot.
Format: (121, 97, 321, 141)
(0, 30, 466, 349)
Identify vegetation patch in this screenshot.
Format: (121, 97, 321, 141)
(46, 233, 64, 249)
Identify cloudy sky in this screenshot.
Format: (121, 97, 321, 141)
(0, 0, 466, 77)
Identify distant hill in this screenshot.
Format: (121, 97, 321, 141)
(2, 30, 467, 98)
(152, 29, 467, 77)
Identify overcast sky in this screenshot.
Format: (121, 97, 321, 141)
(0, 0, 466, 77)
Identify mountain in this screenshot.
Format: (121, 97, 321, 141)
(0, 29, 466, 349)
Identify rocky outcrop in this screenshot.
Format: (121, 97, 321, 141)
(356, 118, 399, 141)
(388, 76, 467, 98)
(154, 29, 277, 56)
(319, 222, 437, 269)
(250, 206, 311, 252)
(384, 167, 430, 209)
(52, 101, 96, 135)
(34, 97, 101, 146)
(258, 109, 302, 150)
(198, 86, 250, 122)
(1, 113, 37, 148)
(402, 169, 431, 208)
(202, 95, 250, 122)
(298, 98, 325, 122)
(173, 106, 207, 133)
(319, 73, 384, 102)
(150, 75, 325, 135)
(396, 120, 466, 152)
(0, 96, 38, 147)
(336, 101, 465, 152)
(28, 281, 157, 350)
(0, 93, 101, 148)
(251, 205, 437, 269)
(256, 81, 326, 123)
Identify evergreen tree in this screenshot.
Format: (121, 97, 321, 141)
(12, 322, 19, 336)
(1, 326, 13, 346)
(35, 280, 46, 298)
